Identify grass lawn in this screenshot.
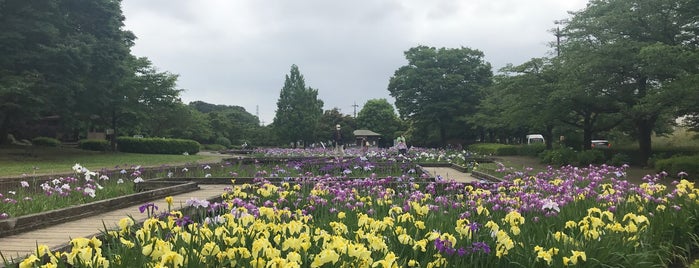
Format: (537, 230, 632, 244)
(0, 146, 227, 178)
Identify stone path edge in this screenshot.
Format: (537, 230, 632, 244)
(47, 194, 227, 256)
(0, 182, 199, 238)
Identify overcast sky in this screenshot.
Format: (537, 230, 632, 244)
(121, 0, 589, 125)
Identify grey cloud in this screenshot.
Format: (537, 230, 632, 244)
(121, 0, 589, 124)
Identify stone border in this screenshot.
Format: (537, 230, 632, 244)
(418, 162, 502, 183)
(0, 182, 199, 238)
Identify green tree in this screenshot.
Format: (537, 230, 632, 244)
(356, 99, 403, 143)
(560, 0, 699, 162)
(66, 0, 136, 150)
(152, 103, 213, 142)
(317, 108, 355, 146)
(388, 46, 492, 146)
(189, 101, 261, 145)
(475, 59, 564, 148)
(272, 65, 324, 147)
(121, 57, 183, 136)
(0, 0, 73, 143)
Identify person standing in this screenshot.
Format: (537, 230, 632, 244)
(361, 137, 369, 153)
(396, 134, 407, 155)
(333, 124, 344, 158)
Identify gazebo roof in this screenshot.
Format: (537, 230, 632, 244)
(353, 129, 381, 136)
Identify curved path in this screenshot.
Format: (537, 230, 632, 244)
(0, 184, 229, 264)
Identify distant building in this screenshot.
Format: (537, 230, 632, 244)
(353, 129, 381, 147)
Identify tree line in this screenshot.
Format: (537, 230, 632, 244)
(2, 0, 698, 165)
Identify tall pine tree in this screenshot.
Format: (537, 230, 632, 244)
(272, 65, 324, 147)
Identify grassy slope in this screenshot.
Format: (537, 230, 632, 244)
(0, 146, 226, 178)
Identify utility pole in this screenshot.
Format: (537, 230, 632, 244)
(352, 102, 359, 118)
(554, 20, 564, 57)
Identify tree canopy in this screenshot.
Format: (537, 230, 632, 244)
(356, 99, 403, 143)
(558, 0, 699, 163)
(272, 65, 324, 147)
(388, 46, 492, 146)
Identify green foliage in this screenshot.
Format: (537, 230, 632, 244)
(190, 101, 260, 145)
(468, 143, 518, 156)
(78, 139, 110, 151)
(116, 137, 200, 155)
(655, 155, 699, 179)
(201, 143, 227, 151)
(608, 153, 631, 166)
(540, 148, 578, 166)
(317, 108, 356, 145)
(214, 137, 231, 148)
(272, 64, 324, 147)
(691, 259, 699, 268)
(576, 149, 606, 166)
(31, 137, 60, 147)
(517, 143, 547, 157)
(561, 0, 699, 163)
(356, 99, 403, 142)
(388, 46, 492, 146)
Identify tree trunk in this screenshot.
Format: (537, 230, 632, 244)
(0, 115, 8, 145)
(582, 115, 593, 150)
(439, 125, 447, 147)
(636, 120, 654, 167)
(111, 109, 117, 152)
(544, 125, 554, 150)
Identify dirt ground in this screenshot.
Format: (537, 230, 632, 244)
(493, 155, 662, 185)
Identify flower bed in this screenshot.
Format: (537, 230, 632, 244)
(0, 182, 198, 238)
(13, 163, 699, 267)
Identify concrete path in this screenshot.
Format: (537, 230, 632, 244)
(0, 184, 229, 263)
(424, 167, 480, 183)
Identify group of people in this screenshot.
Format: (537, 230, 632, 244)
(333, 124, 408, 158)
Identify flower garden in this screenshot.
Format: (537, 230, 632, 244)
(4, 148, 699, 267)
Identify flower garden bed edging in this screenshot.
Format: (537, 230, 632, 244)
(46, 193, 228, 259)
(471, 170, 502, 182)
(418, 162, 502, 183)
(0, 182, 199, 238)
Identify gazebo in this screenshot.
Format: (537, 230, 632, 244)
(353, 129, 381, 147)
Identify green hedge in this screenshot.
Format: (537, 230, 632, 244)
(214, 137, 231, 148)
(79, 139, 110, 151)
(655, 155, 699, 180)
(609, 146, 699, 166)
(540, 148, 607, 166)
(32, 136, 61, 147)
(202, 143, 227, 151)
(468, 143, 519, 156)
(116, 137, 200, 155)
(517, 143, 547, 157)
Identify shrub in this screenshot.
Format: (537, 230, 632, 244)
(31, 136, 61, 147)
(202, 143, 227, 151)
(79, 139, 110, 151)
(214, 137, 232, 148)
(517, 143, 547, 157)
(468, 143, 518, 156)
(540, 147, 577, 166)
(116, 137, 200, 155)
(655, 155, 699, 179)
(608, 153, 631, 166)
(576, 150, 606, 166)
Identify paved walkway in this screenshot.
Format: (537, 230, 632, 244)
(424, 167, 480, 183)
(0, 184, 229, 263)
